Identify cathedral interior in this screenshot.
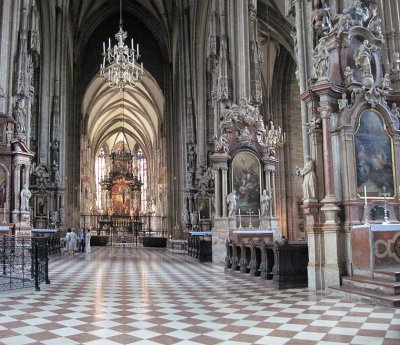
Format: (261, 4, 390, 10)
(1, 0, 400, 343)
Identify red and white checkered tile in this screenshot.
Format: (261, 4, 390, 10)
(0, 247, 399, 344)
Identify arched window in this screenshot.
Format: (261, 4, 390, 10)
(137, 148, 147, 211)
(95, 148, 106, 208)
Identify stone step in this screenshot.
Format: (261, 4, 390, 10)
(373, 269, 400, 282)
(330, 285, 400, 307)
(342, 275, 400, 295)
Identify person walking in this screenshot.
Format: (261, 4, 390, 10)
(85, 229, 91, 253)
(65, 229, 77, 256)
(78, 229, 86, 253)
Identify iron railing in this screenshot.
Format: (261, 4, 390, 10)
(80, 214, 168, 245)
(0, 235, 53, 292)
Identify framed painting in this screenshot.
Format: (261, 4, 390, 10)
(355, 110, 395, 197)
(231, 150, 261, 214)
(35, 196, 48, 217)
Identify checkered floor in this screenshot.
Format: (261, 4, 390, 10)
(0, 247, 399, 345)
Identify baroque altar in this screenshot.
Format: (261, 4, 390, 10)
(210, 97, 285, 263)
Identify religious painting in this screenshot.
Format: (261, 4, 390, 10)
(355, 110, 395, 197)
(112, 180, 131, 215)
(232, 151, 261, 214)
(35, 196, 48, 217)
(0, 167, 6, 208)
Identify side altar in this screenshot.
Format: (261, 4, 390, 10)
(210, 98, 286, 263)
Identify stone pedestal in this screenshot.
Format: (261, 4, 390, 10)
(259, 217, 280, 240)
(212, 217, 229, 264)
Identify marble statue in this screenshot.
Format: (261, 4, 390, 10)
(311, 0, 331, 45)
(313, 38, 329, 79)
(182, 209, 189, 225)
(391, 103, 400, 119)
(190, 211, 198, 227)
(338, 93, 348, 110)
(50, 210, 59, 226)
(367, 6, 383, 39)
(296, 156, 317, 200)
(20, 185, 32, 211)
(380, 73, 392, 90)
(226, 190, 238, 217)
(353, 40, 377, 78)
(187, 144, 196, 172)
(214, 134, 229, 154)
(58, 206, 65, 224)
(333, 9, 352, 37)
(13, 98, 26, 136)
(260, 189, 272, 217)
(392, 52, 400, 73)
(344, 66, 355, 83)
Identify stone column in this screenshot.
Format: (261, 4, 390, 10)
(294, 0, 310, 157)
(13, 164, 21, 212)
(319, 104, 342, 287)
(214, 168, 221, 218)
(270, 166, 276, 217)
(221, 167, 228, 218)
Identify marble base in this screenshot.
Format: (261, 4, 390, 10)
(212, 226, 229, 264)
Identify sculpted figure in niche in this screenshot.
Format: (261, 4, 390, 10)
(296, 156, 317, 200)
(187, 144, 196, 172)
(182, 209, 189, 225)
(338, 93, 348, 110)
(190, 211, 198, 227)
(13, 98, 26, 136)
(226, 190, 238, 217)
(20, 184, 32, 211)
(353, 40, 377, 78)
(260, 189, 272, 217)
(313, 38, 329, 79)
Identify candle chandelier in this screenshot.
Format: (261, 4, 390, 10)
(99, 0, 143, 92)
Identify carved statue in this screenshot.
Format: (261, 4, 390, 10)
(182, 209, 189, 225)
(190, 211, 198, 227)
(333, 9, 352, 37)
(367, 6, 383, 39)
(20, 185, 32, 211)
(380, 73, 392, 90)
(347, 0, 369, 26)
(353, 40, 377, 78)
(226, 190, 238, 217)
(313, 38, 329, 79)
(50, 141, 60, 166)
(311, 0, 331, 45)
(187, 144, 196, 172)
(344, 66, 355, 83)
(391, 103, 400, 119)
(238, 126, 253, 146)
(13, 98, 26, 137)
(260, 189, 272, 217)
(392, 52, 400, 73)
(296, 156, 317, 200)
(50, 210, 59, 226)
(338, 93, 348, 110)
(214, 134, 229, 154)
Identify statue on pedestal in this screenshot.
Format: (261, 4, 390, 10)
(260, 189, 272, 217)
(227, 190, 238, 218)
(296, 156, 317, 200)
(20, 185, 32, 211)
(313, 38, 329, 79)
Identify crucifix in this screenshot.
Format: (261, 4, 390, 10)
(379, 186, 390, 223)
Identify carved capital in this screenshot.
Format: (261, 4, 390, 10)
(318, 105, 331, 119)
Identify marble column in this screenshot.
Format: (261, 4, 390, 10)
(319, 104, 341, 288)
(221, 167, 228, 218)
(214, 168, 221, 217)
(13, 164, 21, 212)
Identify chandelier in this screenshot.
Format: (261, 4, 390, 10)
(99, 0, 143, 92)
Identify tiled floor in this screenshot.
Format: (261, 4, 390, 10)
(0, 247, 399, 345)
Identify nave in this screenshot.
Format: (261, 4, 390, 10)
(0, 248, 399, 345)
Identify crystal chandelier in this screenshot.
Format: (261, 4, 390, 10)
(99, 0, 143, 92)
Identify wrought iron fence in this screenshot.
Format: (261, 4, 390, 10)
(0, 235, 52, 292)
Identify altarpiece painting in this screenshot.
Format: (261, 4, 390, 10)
(232, 151, 261, 214)
(355, 110, 395, 197)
